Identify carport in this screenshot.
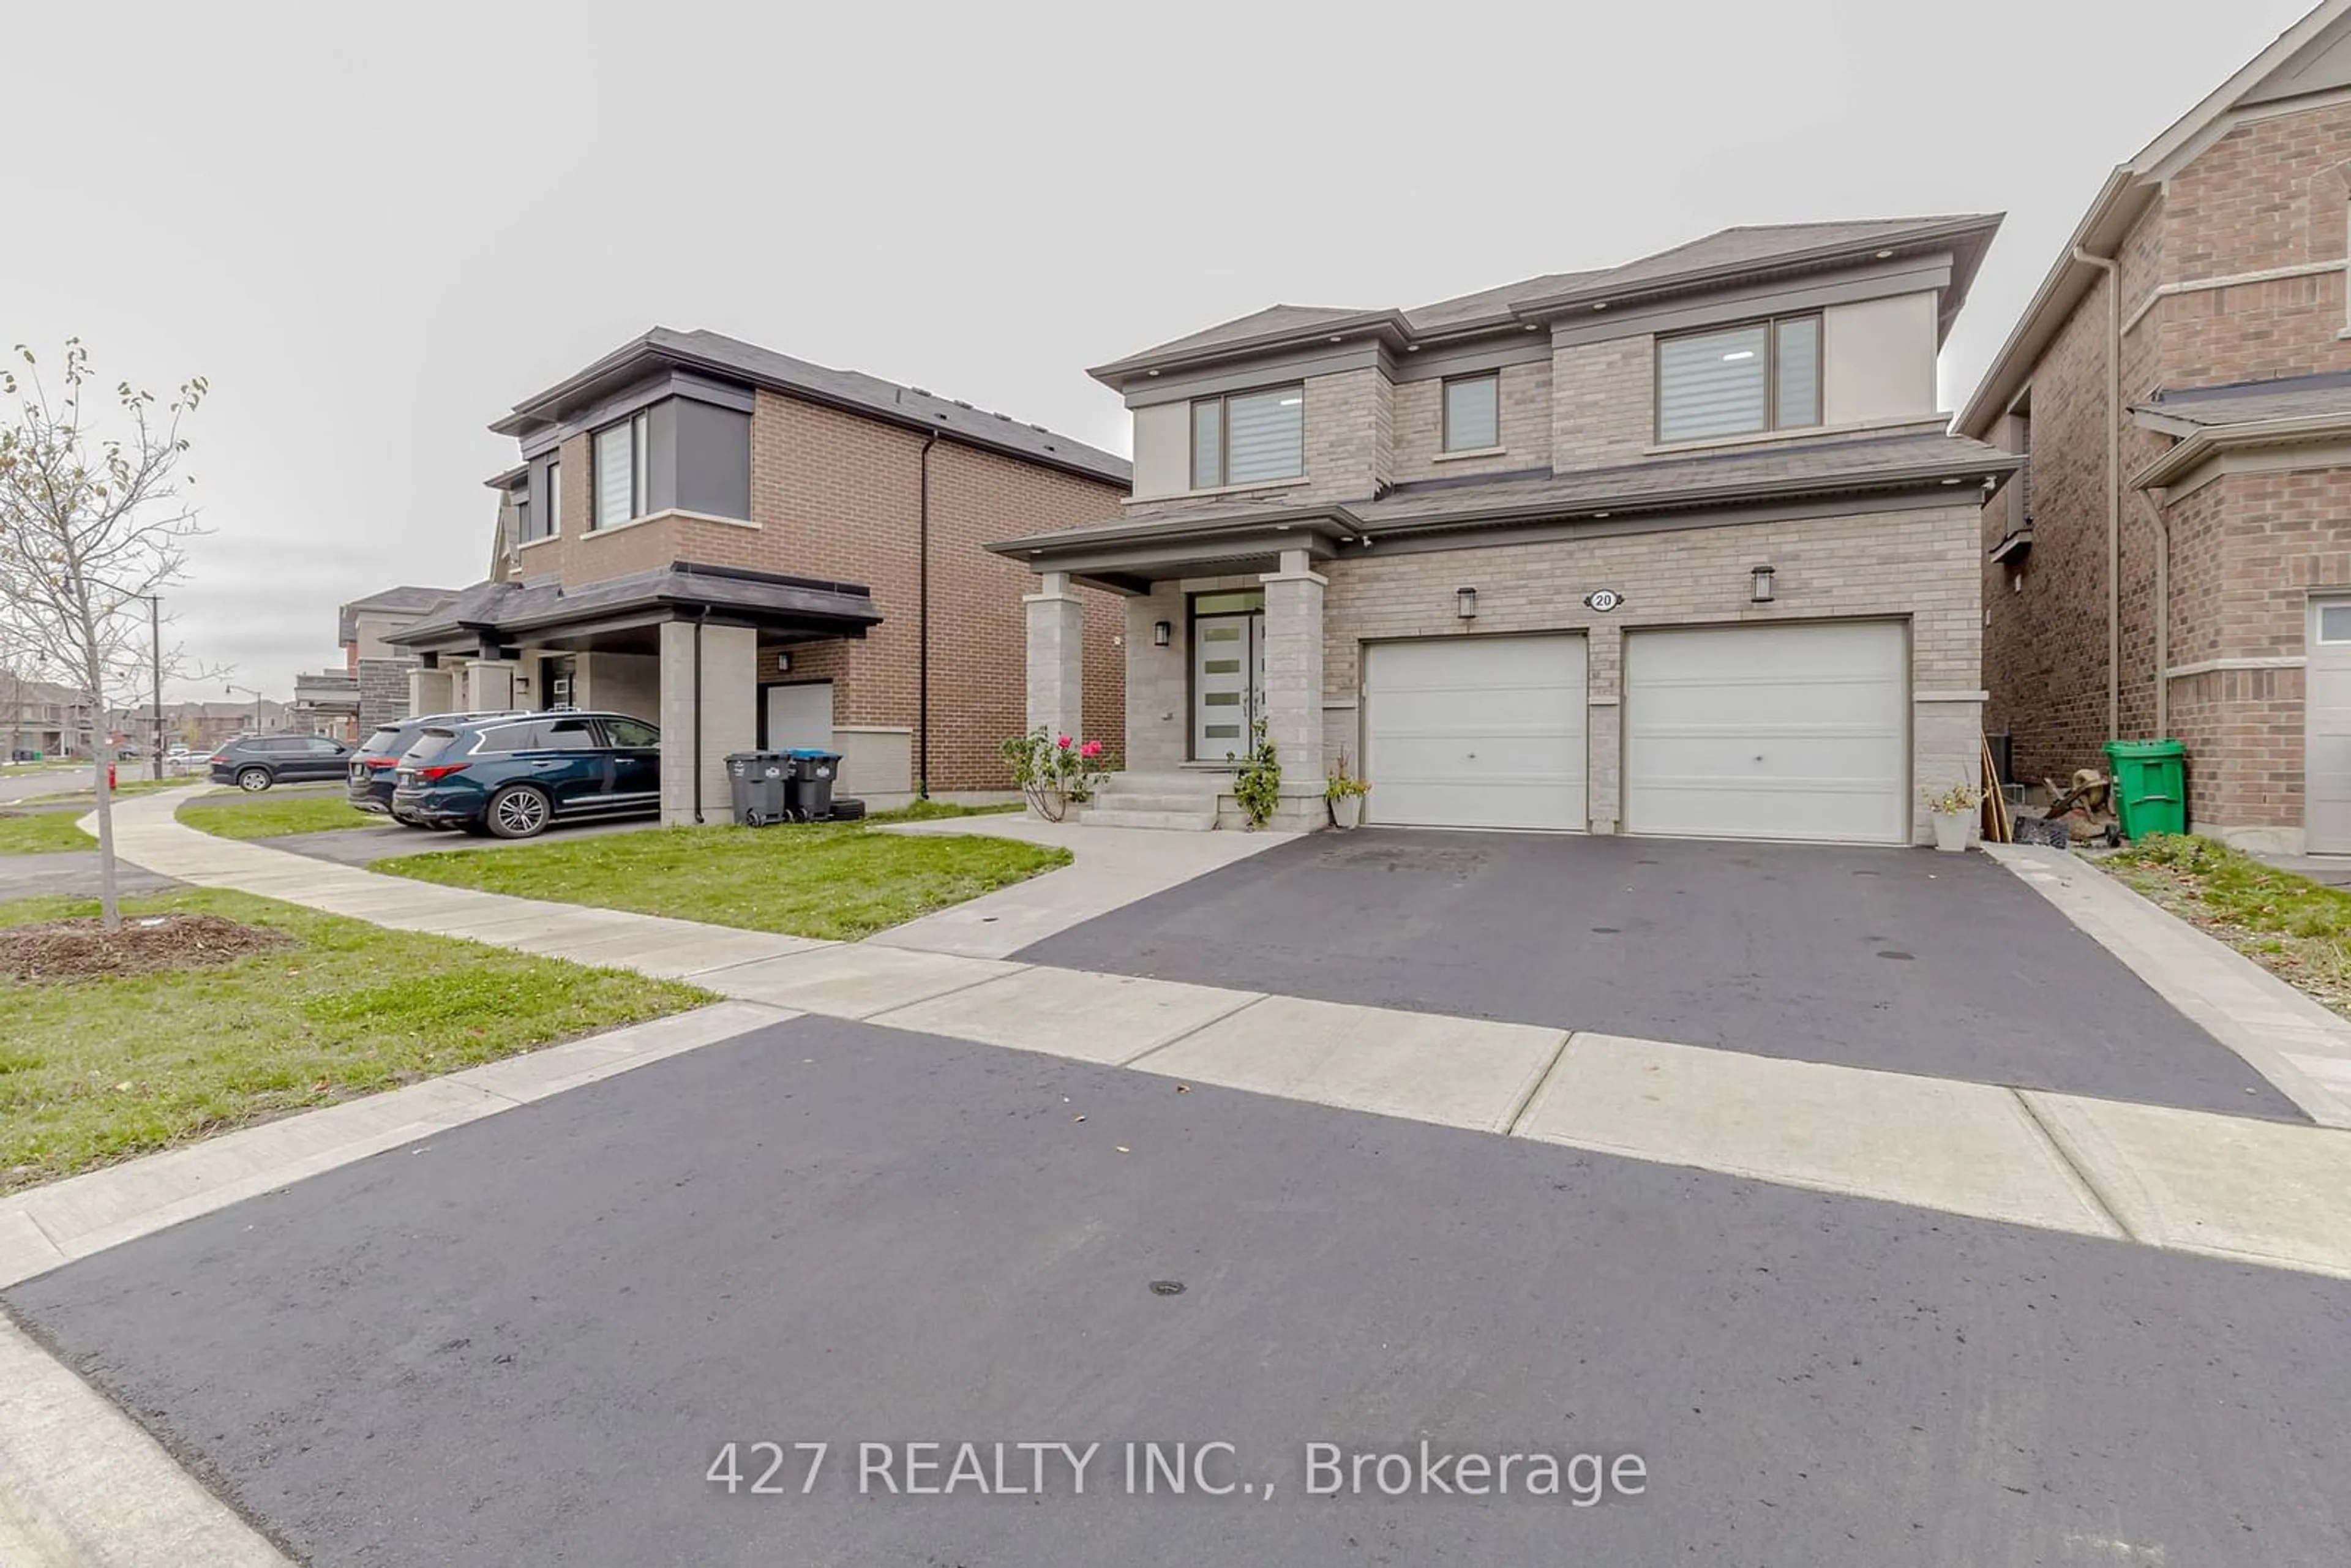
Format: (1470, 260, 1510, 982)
(388, 561, 880, 824)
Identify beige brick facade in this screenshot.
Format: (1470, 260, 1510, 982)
(1319, 502, 1983, 844)
(1981, 94, 2351, 847)
(1389, 360, 1554, 484)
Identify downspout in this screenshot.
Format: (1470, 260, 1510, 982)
(2147, 489, 2171, 737)
(692, 607, 707, 825)
(917, 432, 938, 800)
(2074, 245, 2123, 740)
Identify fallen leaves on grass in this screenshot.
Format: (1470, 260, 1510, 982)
(0, 913, 293, 983)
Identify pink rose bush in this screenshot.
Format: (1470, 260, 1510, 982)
(1001, 726, 1116, 822)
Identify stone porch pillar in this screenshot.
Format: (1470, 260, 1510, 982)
(457, 659, 517, 713)
(1024, 571, 1086, 743)
(409, 666, 457, 716)
(658, 620, 757, 826)
(1261, 548, 1327, 810)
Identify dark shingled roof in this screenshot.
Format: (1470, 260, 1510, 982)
(386, 561, 881, 649)
(495, 328, 1130, 487)
(991, 427, 2019, 555)
(339, 585, 459, 646)
(1092, 215, 2003, 381)
(2135, 370, 2351, 429)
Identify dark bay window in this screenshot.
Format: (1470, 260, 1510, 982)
(520, 457, 559, 543)
(1442, 372, 1501, 452)
(593, 410, 651, 530)
(1655, 314, 1821, 444)
(1191, 384, 1304, 489)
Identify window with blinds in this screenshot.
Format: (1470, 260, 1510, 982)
(1655, 314, 1822, 443)
(1190, 385, 1304, 488)
(593, 413, 650, 530)
(1442, 373, 1500, 451)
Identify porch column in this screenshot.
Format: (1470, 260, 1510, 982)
(457, 659, 517, 713)
(658, 620, 757, 826)
(1024, 571, 1086, 743)
(1260, 548, 1327, 789)
(408, 666, 456, 716)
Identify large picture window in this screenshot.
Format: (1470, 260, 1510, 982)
(1655, 315, 1822, 444)
(593, 411, 651, 530)
(1191, 385, 1304, 489)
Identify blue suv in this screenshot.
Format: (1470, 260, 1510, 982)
(389, 711, 662, 839)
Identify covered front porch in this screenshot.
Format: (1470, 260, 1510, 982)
(389, 561, 883, 826)
(1007, 513, 1352, 831)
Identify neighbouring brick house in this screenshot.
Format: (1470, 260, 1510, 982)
(998, 217, 2019, 842)
(390, 329, 1128, 822)
(1962, 0, 2351, 852)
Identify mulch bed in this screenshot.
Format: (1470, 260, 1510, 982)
(0, 913, 293, 983)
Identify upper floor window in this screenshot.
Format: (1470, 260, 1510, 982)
(593, 411, 651, 530)
(1191, 385, 1303, 489)
(1442, 373, 1501, 452)
(546, 460, 561, 535)
(1655, 315, 1821, 444)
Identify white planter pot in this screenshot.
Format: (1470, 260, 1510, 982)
(1331, 794, 1363, 830)
(1931, 810, 1971, 853)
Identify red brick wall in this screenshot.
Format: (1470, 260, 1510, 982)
(744, 391, 1125, 791)
(526, 393, 1126, 792)
(1985, 96, 2351, 831)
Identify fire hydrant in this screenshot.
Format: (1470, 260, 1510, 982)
(107, 763, 118, 792)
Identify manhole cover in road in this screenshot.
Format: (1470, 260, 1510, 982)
(1590, 926, 1622, 934)
(1875, 950, 1915, 961)
(1149, 1280, 1186, 1297)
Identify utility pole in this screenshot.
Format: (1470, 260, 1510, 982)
(137, 594, 163, 780)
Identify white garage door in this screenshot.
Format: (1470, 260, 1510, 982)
(1624, 621, 1907, 845)
(1364, 636, 1588, 830)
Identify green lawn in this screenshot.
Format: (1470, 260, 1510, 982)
(23, 776, 190, 805)
(0, 889, 709, 1191)
(2105, 833, 2351, 1016)
(0, 812, 92, 856)
(178, 795, 378, 839)
(378, 808, 1065, 941)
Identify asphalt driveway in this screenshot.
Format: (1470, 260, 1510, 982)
(1019, 830, 2292, 1119)
(9, 1015, 2349, 1566)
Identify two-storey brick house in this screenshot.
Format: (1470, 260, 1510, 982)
(390, 329, 1128, 822)
(1963, 0, 2351, 853)
(998, 217, 2018, 843)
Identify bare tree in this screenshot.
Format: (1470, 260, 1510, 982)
(0, 339, 208, 927)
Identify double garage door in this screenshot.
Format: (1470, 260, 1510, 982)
(1363, 621, 1907, 844)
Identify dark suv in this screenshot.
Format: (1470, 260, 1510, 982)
(346, 710, 531, 823)
(208, 733, 353, 792)
(390, 711, 662, 839)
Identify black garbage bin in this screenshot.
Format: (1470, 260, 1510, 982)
(785, 749, 841, 821)
(725, 751, 793, 827)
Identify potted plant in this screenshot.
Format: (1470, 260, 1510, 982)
(1325, 749, 1370, 830)
(1922, 781, 1982, 853)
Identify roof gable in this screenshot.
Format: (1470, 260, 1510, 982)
(1960, 0, 2351, 435)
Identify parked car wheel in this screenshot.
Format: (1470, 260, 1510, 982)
(235, 767, 272, 792)
(486, 784, 552, 839)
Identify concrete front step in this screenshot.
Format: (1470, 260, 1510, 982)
(1090, 790, 1220, 814)
(1082, 806, 1220, 832)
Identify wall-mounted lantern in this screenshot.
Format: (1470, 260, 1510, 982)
(1750, 565, 1776, 604)
(1456, 586, 1479, 621)
(1152, 621, 1172, 647)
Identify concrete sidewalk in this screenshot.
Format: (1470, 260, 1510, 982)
(68, 789, 2351, 1283)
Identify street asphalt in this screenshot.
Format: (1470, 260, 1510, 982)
(1019, 830, 2297, 1119)
(9, 1014, 2349, 1566)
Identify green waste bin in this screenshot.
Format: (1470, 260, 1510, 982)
(2104, 738, 2187, 839)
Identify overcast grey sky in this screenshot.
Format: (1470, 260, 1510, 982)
(2, 0, 2320, 699)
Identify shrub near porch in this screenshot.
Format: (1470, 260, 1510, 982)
(377, 807, 1063, 942)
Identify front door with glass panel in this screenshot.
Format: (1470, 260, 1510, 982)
(1191, 591, 1266, 760)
